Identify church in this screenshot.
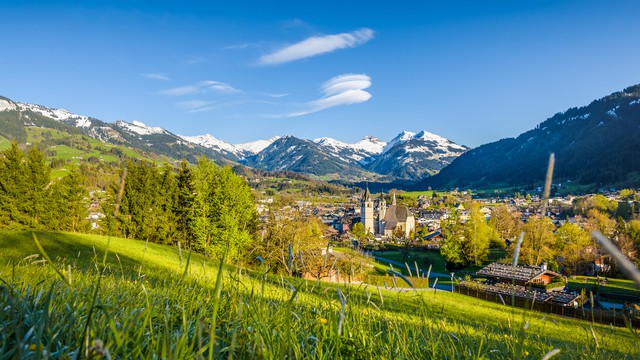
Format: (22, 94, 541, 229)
(360, 185, 415, 238)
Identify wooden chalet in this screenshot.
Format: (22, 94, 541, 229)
(476, 262, 562, 288)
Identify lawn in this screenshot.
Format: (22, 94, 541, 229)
(567, 275, 640, 297)
(1, 231, 638, 359)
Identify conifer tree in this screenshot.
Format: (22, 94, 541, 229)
(175, 159, 195, 248)
(0, 141, 27, 228)
(23, 147, 50, 228)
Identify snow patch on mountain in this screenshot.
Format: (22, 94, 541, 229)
(116, 120, 167, 135)
(0, 99, 17, 111)
(179, 134, 237, 153)
(234, 136, 281, 155)
(383, 130, 466, 156)
(381, 131, 416, 153)
(352, 136, 386, 153)
(312, 135, 386, 165)
(16, 102, 91, 125)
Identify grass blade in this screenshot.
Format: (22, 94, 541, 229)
(31, 233, 70, 286)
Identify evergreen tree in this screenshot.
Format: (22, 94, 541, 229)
(175, 160, 195, 248)
(46, 167, 87, 231)
(23, 147, 51, 228)
(0, 141, 27, 228)
(154, 163, 178, 244)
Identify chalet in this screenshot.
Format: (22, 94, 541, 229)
(476, 262, 562, 288)
(466, 262, 581, 307)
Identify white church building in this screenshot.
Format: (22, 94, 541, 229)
(360, 185, 415, 238)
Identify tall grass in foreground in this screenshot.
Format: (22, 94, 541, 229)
(1, 236, 638, 360)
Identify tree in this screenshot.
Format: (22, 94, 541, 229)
(585, 209, 616, 238)
(554, 222, 594, 274)
(0, 141, 28, 228)
(461, 203, 492, 265)
(256, 208, 326, 276)
(174, 160, 195, 248)
(23, 147, 51, 228)
(350, 222, 369, 241)
(46, 167, 87, 232)
(0, 143, 51, 229)
(191, 157, 257, 261)
(191, 157, 217, 253)
(515, 217, 555, 266)
(488, 204, 519, 249)
(440, 203, 491, 266)
(208, 165, 258, 262)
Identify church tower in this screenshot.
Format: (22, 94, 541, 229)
(361, 183, 374, 235)
(378, 193, 386, 235)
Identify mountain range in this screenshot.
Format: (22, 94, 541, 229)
(3, 82, 639, 189)
(0, 96, 468, 181)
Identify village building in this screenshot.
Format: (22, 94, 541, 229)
(360, 185, 415, 238)
(465, 262, 581, 307)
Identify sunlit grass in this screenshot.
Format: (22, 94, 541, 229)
(1, 231, 638, 359)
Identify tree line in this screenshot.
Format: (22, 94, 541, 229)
(439, 200, 640, 276)
(0, 141, 259, 262)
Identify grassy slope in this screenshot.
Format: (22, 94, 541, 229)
(0, 135, 10, 151)
(1, 231, 638, 359)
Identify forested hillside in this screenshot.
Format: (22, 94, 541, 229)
(420, 84, 640, 190)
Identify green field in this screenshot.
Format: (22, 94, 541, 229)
(398, 190, 444, 198)
(568, 276, 640, 297)
(1, 231, 638, 359)
(0, 136, 11, 151)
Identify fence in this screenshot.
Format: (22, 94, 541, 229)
(455, 286, 640, 328)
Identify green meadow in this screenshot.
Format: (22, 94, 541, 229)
(1, 231, 638, 359)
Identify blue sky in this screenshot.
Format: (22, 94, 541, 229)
(2, 0, 640, 147)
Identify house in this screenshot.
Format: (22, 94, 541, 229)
(466, 262, 581, 307)
(476, 262, 562, 288)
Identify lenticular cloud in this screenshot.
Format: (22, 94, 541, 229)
(259, 28, 374, 65)
(286, 74, 372, 117)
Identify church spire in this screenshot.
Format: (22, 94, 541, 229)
(392, 190, 396, 205)
(362, 182, 371, 201)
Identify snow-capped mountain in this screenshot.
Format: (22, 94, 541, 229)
(0, 95, 468, 181)
(0, 96, 232, 164)
(115, 120, 167, 136)
(235, 136, 281, 156)
(366, 130, 469, 179)
(312, 136, 386, 165)
(178, 134, 240, 158)
(242, 135, 378, 180)
(178, 134, 281, 160)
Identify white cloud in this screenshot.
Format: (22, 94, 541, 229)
(279, 73, 372, 117)
(259, 28, 374, 65)
(159, 81, 242, 96)
(142, 73, 170, 81)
